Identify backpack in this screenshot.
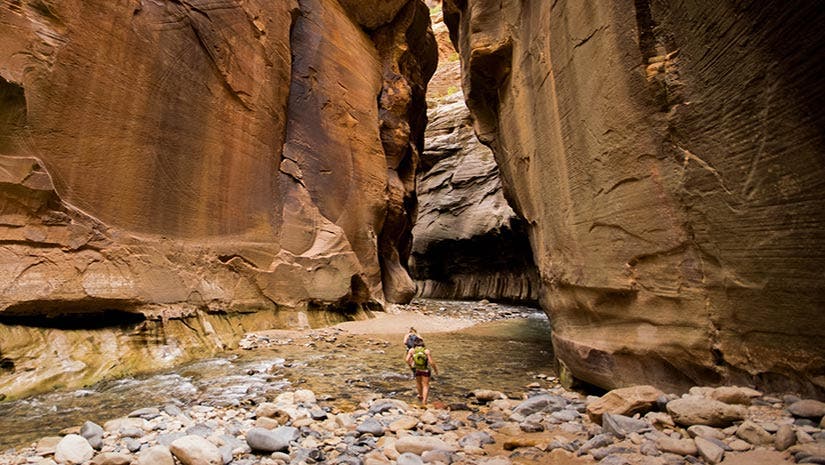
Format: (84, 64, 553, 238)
(412, 347, 428, 370)
(405, 334, 421, 349)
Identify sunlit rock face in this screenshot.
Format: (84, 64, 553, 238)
(0, 0, 435, 317)
(412, 7, 539, 304)
(444, 0, 825, 395)
(0, 0, 435, 396)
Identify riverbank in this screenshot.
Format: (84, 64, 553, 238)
(2, 377, 823, 464)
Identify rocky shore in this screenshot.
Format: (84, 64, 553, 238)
(3, 375, 824, 465)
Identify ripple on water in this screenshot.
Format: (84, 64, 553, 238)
(0, 302, 554, 450)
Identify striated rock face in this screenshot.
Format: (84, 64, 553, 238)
(444, 0, 825, 394)
(411, 7, 538, 303)
(0, 0, 434, 396)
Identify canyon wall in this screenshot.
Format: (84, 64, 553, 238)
(412, 7, 539, 303)
(0, 0, 434, 398)
(444, 0, 825, 395)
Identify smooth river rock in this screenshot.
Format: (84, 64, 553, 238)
(169, 435, 222, 465)
(54, 434, 94, 465)
(667, 397, 747, 427)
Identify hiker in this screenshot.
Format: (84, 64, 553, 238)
(403, 327, 420, 350)
(405, 338, 439, 405)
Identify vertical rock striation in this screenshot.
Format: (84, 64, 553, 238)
(444, 0, 825, 394)
(412, 6, 538, 303)
(0, 0, 434, 397)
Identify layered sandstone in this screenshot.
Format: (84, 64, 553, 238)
(0, 0, 434, 396)
(411, 7, 538, 303)
(444, 0, 825, 395)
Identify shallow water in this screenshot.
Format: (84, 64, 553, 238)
(0, 301, 553, 451)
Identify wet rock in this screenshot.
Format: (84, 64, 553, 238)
(395, 436, 456, 455)
(80, 421, 104, 450)
(54, 434, 94, 465)
(602, 413, 651, 439)
(655, 436, 697, 456)
(169, 435, 222, 465)
(586, 386, 664, 424)
(666, 397, 746, 427)
(775, 424, 796, 451)
(694, 437, 724, 464)
(90, 452, 133, 465)
(245, 427, 298, 453)
(357, 418, 386, 437)
(789, 400, 825, 419)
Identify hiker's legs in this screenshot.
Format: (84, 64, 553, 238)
(415, 375, 424, 400)
(421, 376, 430, 404)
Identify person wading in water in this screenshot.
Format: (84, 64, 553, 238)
(405, 338, 439, 405)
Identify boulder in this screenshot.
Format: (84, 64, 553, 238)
(586, 386, 664, 424)
(80, 421, 104, 450)
(169, 435, 222, 465)
(601, 413, 651, 439)
(709, 386, 762, 405)
(245, 427, 299, 453)
(774, 424, 796, 451)
(137, 446, 175, 465)
(788, 399, 825, 419)
(357, 418, 386, 436)
(54, 435, 95, 465)
(666, 397, 747, 426)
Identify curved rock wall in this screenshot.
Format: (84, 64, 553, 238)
(0, 0, 434, 396)
(411, 6, 539, 304)
(444, 0, 825, 395)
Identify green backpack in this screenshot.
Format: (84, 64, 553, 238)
(412, 347, 428, 370)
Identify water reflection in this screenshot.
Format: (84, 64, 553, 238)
(0, 304, 553, 451)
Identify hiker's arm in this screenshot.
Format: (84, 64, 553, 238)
(428, 352, 439, 375)
(405, 349, 413, 367)
(403, 334, 409, 345)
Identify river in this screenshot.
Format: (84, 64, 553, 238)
(0, 299, 554, 451)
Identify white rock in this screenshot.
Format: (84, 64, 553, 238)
(54, 434, 94, 465)
(395, 436, 457, 455)
(169, 435, 222, 465)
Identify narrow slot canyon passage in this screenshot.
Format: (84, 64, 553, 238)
(0, 1, 824, 464)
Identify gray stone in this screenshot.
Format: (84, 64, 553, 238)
(245, 426, 299, 453)
(124, 438, 142, 453)
(169, 435, 222, 465)
(775, 424, 796, 450)
(694, 437, 724, 464)
(578, 434, 615, 455)
(357, 418, 385, 436)
(666, 397, 747, 427)
(186, 424, 214, 438)
(129, 407, 161, 419)
(598, 456, 630, 465)
(640, 440, 660, 456)
(551, 409, 580, 422)
(789, 400, 825, 419)
(164, 404, 186, 418)
(602, 413, 651, 439)
(736, 420, 773, 445)
(138, 446, 175, 465)
(54, 434, 95, 465)
(458, 431, 495, 448)
(511, 394, 565, 419)
(309, 408, 328, 420)
(120, 427, 145, 438)
(369, 399, 408, 414)
(157, 432, 186, 446)
(80, 421, 104, 450)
